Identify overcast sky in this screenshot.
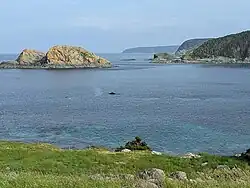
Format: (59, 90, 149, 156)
(1, 0, 250, 53)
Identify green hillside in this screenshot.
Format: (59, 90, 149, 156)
(190, 31, 250, 60)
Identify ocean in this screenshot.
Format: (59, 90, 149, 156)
(0, 53, 250, 155)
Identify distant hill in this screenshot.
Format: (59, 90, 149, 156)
(189, 31, 250, 61)
(175, 38, 211, 55)
(122, 45, 179, 54)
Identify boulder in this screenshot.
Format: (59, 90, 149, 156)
(169, 171, 187, 181)
(136, 180, 159, 188)
(46, 45, 111, 68)
(121, 149, 131, 153)
(151, 151, 162, 155)
(137, 168, 165, 188)
(201, 162, 208, 167)
(16, 49, 46, 65)
(182, 153, 201, 159)
(217, 165, 230, 170)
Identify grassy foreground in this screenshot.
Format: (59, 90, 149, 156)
(0, 141, 249, 187)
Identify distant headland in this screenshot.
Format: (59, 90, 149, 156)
(122, 45, 179, 54)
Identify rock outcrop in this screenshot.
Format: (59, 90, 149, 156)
(16, 49, 46, 65)
(0, 45, 111, 69)
(46, 45, 111, 68)
(169, 171, 187, 181)
(137, 168, 165, 188)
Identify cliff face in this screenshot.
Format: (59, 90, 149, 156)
(189, 31, 250, 61)
(175, 39, 211, 55)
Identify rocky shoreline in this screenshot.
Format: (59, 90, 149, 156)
(152, 54, 250, 65)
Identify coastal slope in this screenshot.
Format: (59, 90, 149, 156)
(189, 30, 250, 61)
(175, 38, 211, 55)
(0, 141, 249, 188)
(122, 45, 179, 54)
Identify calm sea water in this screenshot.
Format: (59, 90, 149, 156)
(0, 53, 250, 155)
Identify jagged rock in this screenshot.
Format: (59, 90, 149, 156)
(137, 168, 165, 188)
(46, 45, 111, 68)
(16, 49, 46, 65)
(169, 171, 187, 181)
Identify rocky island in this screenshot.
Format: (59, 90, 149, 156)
(153, 30, 250, 64)
(0, 45, 111, 69)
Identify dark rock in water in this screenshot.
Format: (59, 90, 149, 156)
(120, 58, 136, 61)
(109, 92, 116, 95)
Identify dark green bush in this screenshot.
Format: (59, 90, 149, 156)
(115, 137, 151, 152)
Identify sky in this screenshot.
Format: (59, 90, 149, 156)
(1, 0, 250, 53)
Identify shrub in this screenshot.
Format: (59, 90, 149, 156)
(115, 137, 151, 152)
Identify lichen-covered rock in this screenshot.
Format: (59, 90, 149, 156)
(136, 180, 159, 188)
(169, 171, 187, 181)
(16, 49, 46, 65)
(137, 168, 165, 188)
(46, 45, 111, 68)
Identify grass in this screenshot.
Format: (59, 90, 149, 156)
(0, 141, 249, 187)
